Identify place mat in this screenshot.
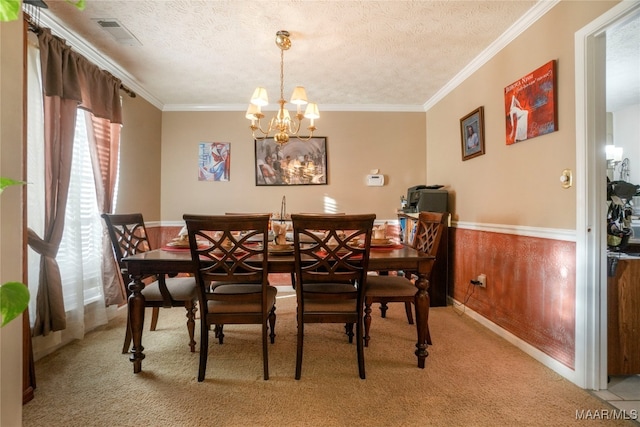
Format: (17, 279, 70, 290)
(164, 239, 207, 249)
(313, 249, 363, 259)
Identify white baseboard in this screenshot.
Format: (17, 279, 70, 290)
(450, 297, 579, 386)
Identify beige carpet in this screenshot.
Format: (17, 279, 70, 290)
(23, 288, 632, 427)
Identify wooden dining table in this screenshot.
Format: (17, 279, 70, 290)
(122, 245, 435, 374)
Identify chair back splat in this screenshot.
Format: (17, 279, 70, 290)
(183, 214, 277, 381)
(291, 213, 375, 380)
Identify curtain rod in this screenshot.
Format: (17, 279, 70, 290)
(26, 16, 136, 98)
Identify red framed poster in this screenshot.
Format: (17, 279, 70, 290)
(504, 60, 558, 145)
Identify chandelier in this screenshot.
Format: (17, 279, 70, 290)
(246, 30, 319, 145)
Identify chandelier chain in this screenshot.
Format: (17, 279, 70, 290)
(280, 48, 285, 102)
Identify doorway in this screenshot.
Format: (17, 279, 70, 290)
(576, 1, 640, 392)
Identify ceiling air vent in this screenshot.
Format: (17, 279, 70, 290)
(93, 19, 142, 46)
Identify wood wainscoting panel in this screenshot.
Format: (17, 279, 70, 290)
(451, 227, 576, 369)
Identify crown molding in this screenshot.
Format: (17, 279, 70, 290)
(39, 0, 559, 114)
(38, 10, 165, 110)
(162, 103, 425, 113)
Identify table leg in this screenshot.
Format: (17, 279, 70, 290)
(364, 299, 372, 347)
(128, 275, 146, 373)
(413, 274, 430, 368)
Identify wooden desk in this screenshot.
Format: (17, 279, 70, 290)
(123, 246, 434, 373)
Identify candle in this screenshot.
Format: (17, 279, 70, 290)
(280, 195, 286, 223)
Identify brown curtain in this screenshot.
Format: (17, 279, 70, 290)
(28, 28, 124, 336)
(85, 112, 124, 306)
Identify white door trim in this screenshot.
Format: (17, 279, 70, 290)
(575, 0, 640, 390)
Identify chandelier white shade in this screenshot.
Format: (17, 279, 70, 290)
(246, 30, 319, 145)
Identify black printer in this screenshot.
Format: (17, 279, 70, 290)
(404, 185, 448, 213)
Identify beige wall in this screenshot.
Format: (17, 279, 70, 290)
(1, 16, 25, 427)
(427, 1, 617, 230)
(160, 111, 426, 222)
(115, 94, 163, 220)
(430, 0, 620, 381)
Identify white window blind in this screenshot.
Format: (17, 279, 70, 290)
(56, 111, 105, 309)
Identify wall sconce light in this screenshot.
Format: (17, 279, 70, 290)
(606, 145, 623, 162)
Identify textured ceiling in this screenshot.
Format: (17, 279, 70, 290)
(606, 13, 640, 113)
(33, 1, 638, 113)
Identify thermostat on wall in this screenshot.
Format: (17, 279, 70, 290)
(366, 174, 385, 186)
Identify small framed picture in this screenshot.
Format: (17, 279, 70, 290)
(198, 142, 230, 181)
(460, 107, 485, 161)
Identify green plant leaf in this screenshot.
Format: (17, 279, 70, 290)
(0, 0, 85, 22)
(65, 0, 85, 11)
(0, 177, 26, 195)
(0, 282, 30, 327)
(0, 0, 21, 22)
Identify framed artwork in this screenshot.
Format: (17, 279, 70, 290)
(198, 142, 230, 181)
(504, 60, 558, 145)
(255, 137, 327, 186)
(460, 107, 485, 161)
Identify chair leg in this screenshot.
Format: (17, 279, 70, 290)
(345, 323, 354, 343)
(185, 301, 196, 352)
(262, 320, 269, 381)
(356, 317, 365, 379)
(268, 307, 276, 344)
(405, 302, 414, 325)
(150, 307, 160, 331)
(122, 315, 132, 354)
(295, 321, 304, 380)
(364, 298, 372, 347)
(379, 302, 389, 318)
(198, 319, 209, 382)
(217, 324, 225, 344)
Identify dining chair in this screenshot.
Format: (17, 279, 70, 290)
(287, 213, 344, 289)
(183, 213, 277, 381)
(363, 211, 447, 347)
(291, 213, 375, 380)
(101, 213, 197, 354)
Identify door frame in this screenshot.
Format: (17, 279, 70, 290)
(575, 0, 640, 390)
